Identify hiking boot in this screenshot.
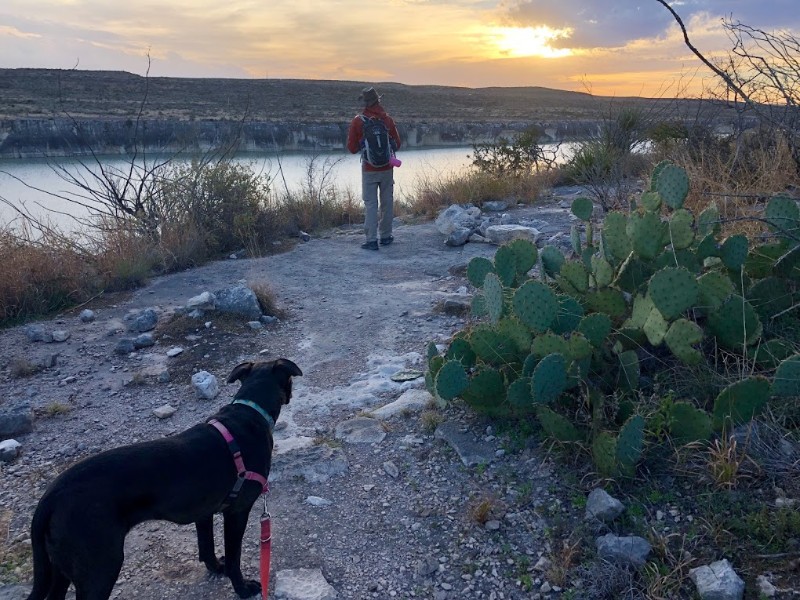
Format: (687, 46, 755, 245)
(379, 235, 394, 246)
(361, 240, 379, 251)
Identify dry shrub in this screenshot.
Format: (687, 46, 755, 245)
(250, 280, 286, 319)
(0, 226, 98, 322)
(408, 169, 555, 218)
(8, 357, 40, 378)
(667, 128, 800, 237)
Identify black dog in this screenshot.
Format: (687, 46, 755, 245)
(26, 358, 302, 600)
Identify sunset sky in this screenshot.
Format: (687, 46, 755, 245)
(0, 0, 797, 97)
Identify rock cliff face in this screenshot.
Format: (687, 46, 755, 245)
(0, 117, 603, 158)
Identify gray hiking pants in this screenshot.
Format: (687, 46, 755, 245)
(362, 169, 394, 242)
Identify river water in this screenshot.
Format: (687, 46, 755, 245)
(0, 144, 573, 232)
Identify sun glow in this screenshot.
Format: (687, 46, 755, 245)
(489, 26, 573, 59)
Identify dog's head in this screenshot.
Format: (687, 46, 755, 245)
(227, 358, 303, 421)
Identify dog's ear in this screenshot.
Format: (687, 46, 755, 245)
(227, 361, 255, 383)
(273, 358, 303, 378)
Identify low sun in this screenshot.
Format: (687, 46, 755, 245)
(490, 25, 573, 59)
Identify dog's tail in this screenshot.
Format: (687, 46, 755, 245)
(26, 497, 54, 600)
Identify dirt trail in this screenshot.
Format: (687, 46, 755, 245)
(0, 204, 579, 600)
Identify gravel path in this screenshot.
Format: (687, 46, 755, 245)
(0, 203, 586, 600)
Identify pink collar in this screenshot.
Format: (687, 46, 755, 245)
(208, 419, 269, 499)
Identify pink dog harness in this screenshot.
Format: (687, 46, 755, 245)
(208, 419, 269, 511)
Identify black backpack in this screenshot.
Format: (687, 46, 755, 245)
(360, 115, 392, 167)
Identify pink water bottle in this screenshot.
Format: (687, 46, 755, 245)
(389, 155, 402, 167)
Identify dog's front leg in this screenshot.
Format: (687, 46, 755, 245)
(196, 517, 224, 574)
(223, 509, 261, 598)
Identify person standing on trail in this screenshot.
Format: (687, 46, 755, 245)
(346, 86, 402, 251)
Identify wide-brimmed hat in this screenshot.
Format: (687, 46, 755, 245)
(358, 86, 382, 106)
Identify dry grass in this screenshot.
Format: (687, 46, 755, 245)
(420, 410, 444, 434)
(39, 401, 72, 417)
(250, 280, 286, 320)
(467, 493, 505, 525)
(0, 509, 31, 582)
(8, 357, 41, 378)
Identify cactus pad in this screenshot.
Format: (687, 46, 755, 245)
(532, 332, 569, 358)
(532, 353, 568, 404)
(494, 244, 518, 287)
(591, 255, 614, 288)
(664, 318, 703, 364)
(772, 354, 800, 398)
(668, 209, 695, 250)
(747, 277, 792, 319)
(463, 367, 506, 410)
(643, 305, 668, 345)
(592, 432, 618, 477)
(669, 402, 712, 445)
(568, 334, 593, 361)
(586, 289, 627, 318)
(508, 377, 533, 410)
(426, 341, 440, 362)
(602, 212, 631, 264)
(513, 280, 558, 332)
(578, 313, 613, 348)
(435, 359, 469, 401)
(695, 233, 720, 262)
(775, 244, 800, 278)
(640, 190, 662, 212)
(540, 246, 565, 278)
(467, 256, 494, 288)
(616, 415, 645, 476)
(707, 295, 762, 349)
(446, 337, 476, 368)
(471, 293, 487, 318)
(570, 224, 582, 256)
(697, 272, 734, 311)
(650, 160, 672, 191)
(469, 324, 519, 364)
(536, 405, 583, 443)
(697, 203, 721, 236)
(712, 376, 770, 431)
(745, 242, 788, 278)
(508, 238, 538, 275)
(655, 163, 690, 209)
(648, 267, 699, 320)
(552, 294, 584, 335)
(571, 196, 594, 221)
(483, 272, 504, 324)
(558, 262, 589, 294)
(496, 317, 532, 356)
(618, 350, 640, 390)
(765, 195, 800, 236)
(628, 211, 666, 260)
(721, 235, 749, 271)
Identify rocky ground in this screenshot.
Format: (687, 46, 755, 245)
(0, 191, 795, 600)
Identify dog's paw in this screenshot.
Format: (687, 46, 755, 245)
(234, 579, 261, 598)
(204, 556, 225, 575)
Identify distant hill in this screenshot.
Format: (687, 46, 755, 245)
(0, 68, 720, 125)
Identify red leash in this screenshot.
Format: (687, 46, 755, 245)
(260, 491, 272, 599)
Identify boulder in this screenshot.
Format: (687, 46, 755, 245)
(689, 559, 745, 600)
(484, 224, 541, 245)
(214, 285, 262, 320)
(191, 371, 219, 400)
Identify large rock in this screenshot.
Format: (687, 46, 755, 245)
(24, 324, 52, 343)
(434, 421, 495, 467)
(484, 224, 541, 245)
(0, 439, 22, 462)
(214, 285, 262, 320)
(434, 205, 482, 235)
(334, 417, 386, 444)
(191, 371, 219, 399)
(689, 559, 745, 600)
(275, 568, 338, 600)
(269, 444, 348, 483)
(185, 291, 217, 311)
(371, 389, 433, 419)
(585, 488, 625, 522)
(0, 404, 33, 439)
(126, 308, 159, 332)
(595, 534, 652, 567)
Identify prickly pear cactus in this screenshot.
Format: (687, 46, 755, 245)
(707, 295, 762, 350)
(721, 235, 749, 271)
(536, 405, 583, 443)
(617, 350, 640, 390)
(628, 211, 666, 260)
(697, 272, 734, 311)
(571, 196, 594, 221)
(712, 376, 770, 431)
(532, 353, 568, 404)
(765, 195, 800, 236)
(513, 280, 558, 333)
(772, 354, 800, 398)
(469, 324, 519, 364)
(552, 295, 584, 335)
(586, 289, 627, 318)
(483, 272, 504, 324)
(697, 203, 721, 236)
(668, 209, 695, 250)
(669, 402, 712, 445)
(648, 267, 699, 320)
(494, 245, 518, 287)
(616, 415, 645, 477)
(532, 332, 569, 359)
(578, 313, 612, 348)
(655, 163, 689, 209)
(650, 160, 672, 191)
(540, 246, 565, 278)
(602, 212, 631, 264)
(558, 262, 589, 295)
(640, 191, 662, 212)
(508, 377, 534, 410)
(435, 360, 469, 401)
(643, 305, 669, 345)
(508, 238, 538, 275)
(664, 318, 703, 365)
(446, 337, 476, 368)
(467, 256, 494, 288)
(463, 367, 506, 410)
(592, 432, 618, 477)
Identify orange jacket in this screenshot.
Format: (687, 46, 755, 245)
(346, 104, 401, 172)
